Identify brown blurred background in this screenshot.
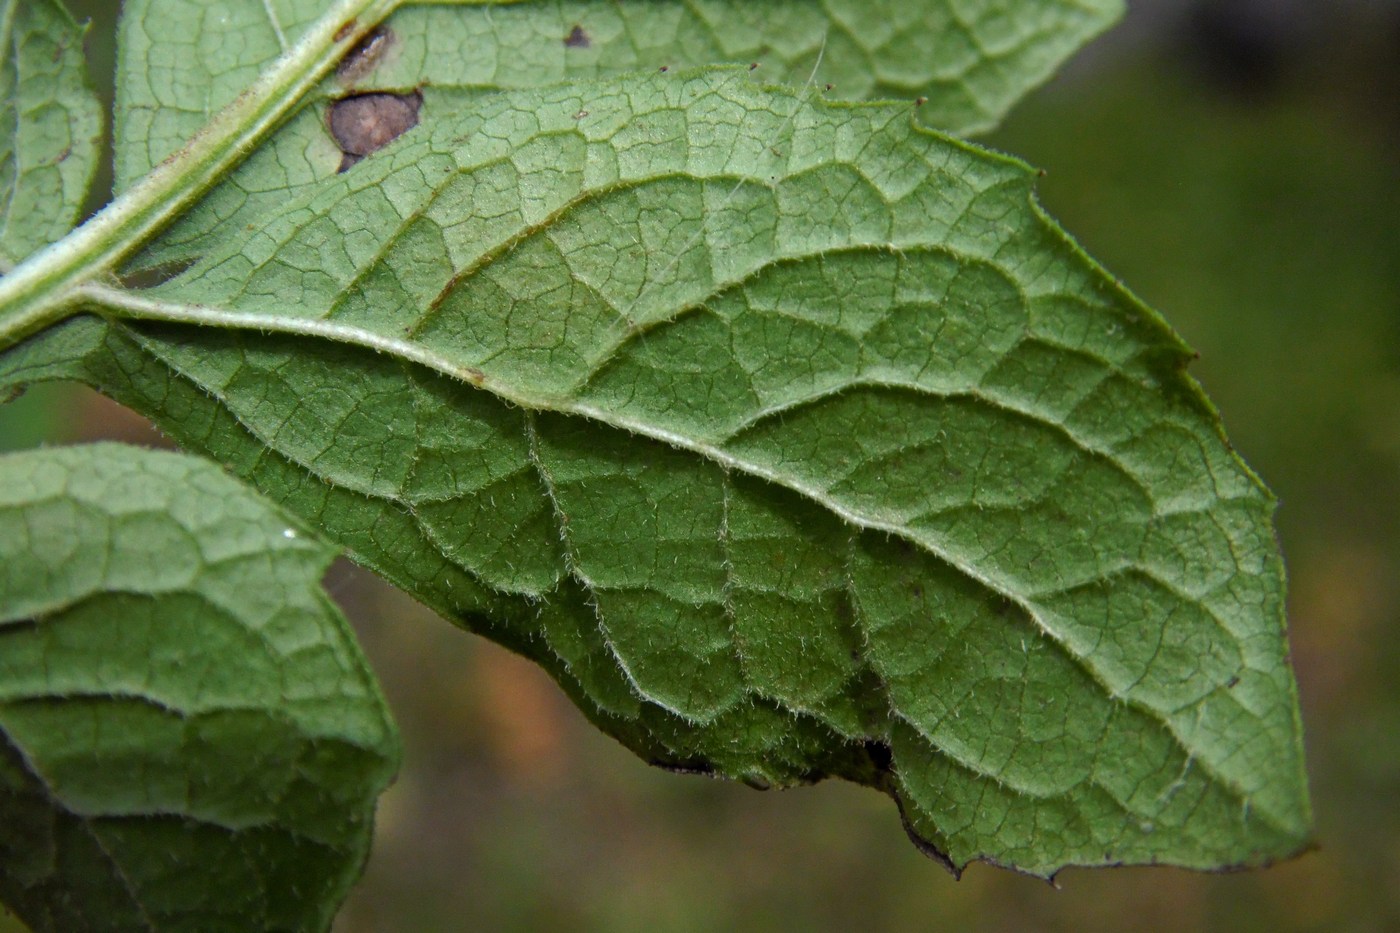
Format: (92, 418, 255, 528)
(4, 0, 1399, 929)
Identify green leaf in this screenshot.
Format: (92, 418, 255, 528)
(0, 443, 400, 931)
(375, 0, 1124, 135)
(0, 67, 1311, 876)
(116, 0, 1122, 269)
(0, 0, 103, 267)
(112, 0, 325, 193)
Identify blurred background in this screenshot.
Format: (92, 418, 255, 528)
(4, 0, 1398, 929)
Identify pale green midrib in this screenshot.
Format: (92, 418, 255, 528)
(97, 264, 1169, 532)
(73, 283, 1297, 836)
(0, 0, 401, 351)
(73, 286, 1220, 638)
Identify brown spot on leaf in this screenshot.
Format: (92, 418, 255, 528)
(564, 24, 590, 48)
(334, 19, 357, 42)
(337, 25, 393, 83)
(329, 91, 422, 172)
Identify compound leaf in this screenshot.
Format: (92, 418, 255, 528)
(0, 444, 400, 931)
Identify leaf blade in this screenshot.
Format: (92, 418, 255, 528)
(19, 68, 1310, 874)
(363, 0, 1124, 135)
(4, 67, 1310, 874)
(116, 0, 1123, 270)
(0, 443, 400, 931)
(0, 0, 103, 266)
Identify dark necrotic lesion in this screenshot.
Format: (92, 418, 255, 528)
(337, 25, 393, 82)
(328, 91, 422, 172)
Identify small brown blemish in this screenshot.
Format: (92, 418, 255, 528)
(915, 96, 927, 106)
(333, 19, 357, 42)
(573, 109, 589, 120)
(564, 24, 590, 48)
(748, 62, 760, 71)
(659, 65, 668, 73)
(329, 91, 423, 172)
(824, 83, 833, 91)
(337, 25, 393, 83)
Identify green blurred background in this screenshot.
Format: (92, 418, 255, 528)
(4, 1, 1398, 930)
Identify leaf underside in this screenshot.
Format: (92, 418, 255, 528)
(114, 0, 1124, 270)
(0, 60, 1310, 878)
(0, 444, 400, 932)
(0, 0, 103, 267)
